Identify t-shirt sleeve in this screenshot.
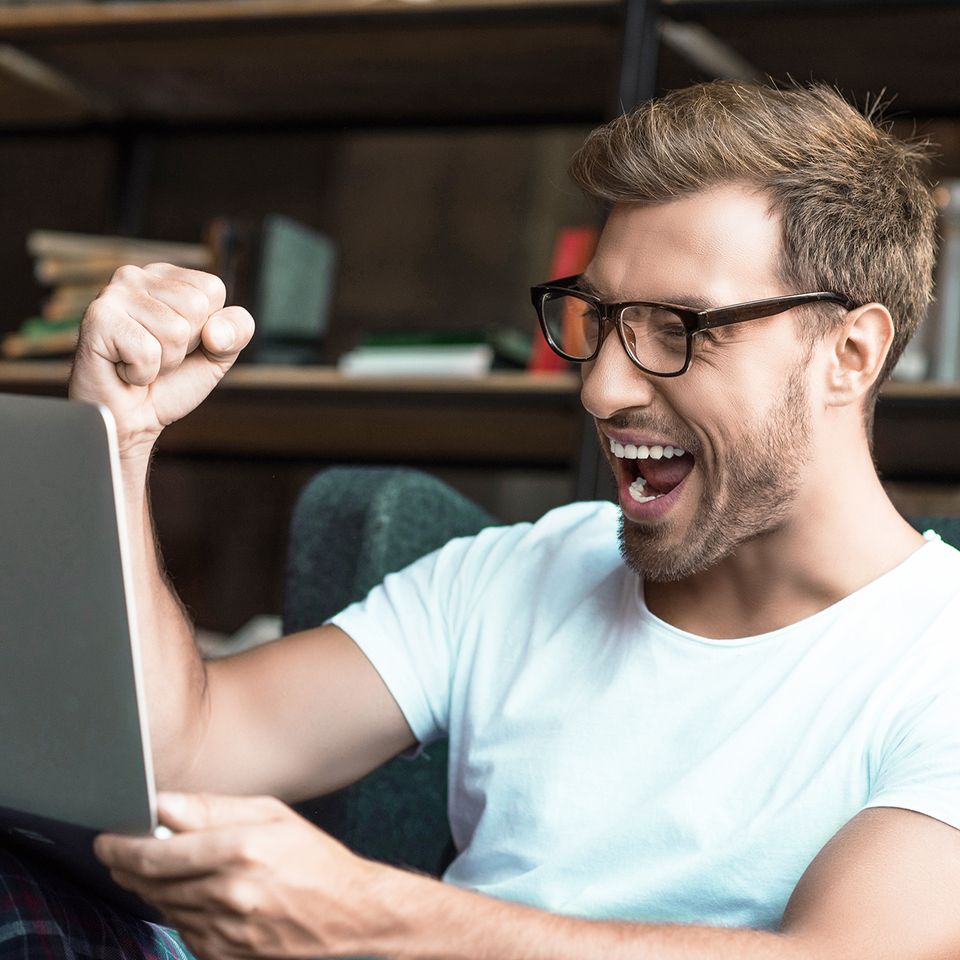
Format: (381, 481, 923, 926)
(863, 682, 960, 832)
(327, 523, 527, 747)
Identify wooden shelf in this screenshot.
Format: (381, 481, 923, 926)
(0, 0, 613, 29)
(0, 0, 958, 131)
(0, 360, 578, 394)
(2, 359, 959, 479)
(663, 0, 960, 117)
(0, 362, 583, 464)
(0, 0, 622, 127)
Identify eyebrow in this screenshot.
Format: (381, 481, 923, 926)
(578, 276, 717, 312)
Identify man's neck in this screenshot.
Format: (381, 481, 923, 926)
(642, 458, 926, 641)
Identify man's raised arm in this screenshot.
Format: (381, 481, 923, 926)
(69, 264, 416, 798)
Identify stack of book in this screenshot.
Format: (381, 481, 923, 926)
(3, 230, 212, 359)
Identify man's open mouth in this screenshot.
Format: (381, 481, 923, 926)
(608, 438, 696, 505)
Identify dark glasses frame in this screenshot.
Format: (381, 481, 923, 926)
(530, 274, 857, 377)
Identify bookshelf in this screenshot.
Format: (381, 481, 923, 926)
(3, 0, 960, 629)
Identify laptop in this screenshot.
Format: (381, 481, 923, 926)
(0, 391, 165, 922)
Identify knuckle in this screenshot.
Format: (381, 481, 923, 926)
(182, 286, 209, 319)
(166, 314, 192, 345)
(208, 273, 227, 304)
(139, 332, 163, 366)
(220, 877, 259, 914)
(257, 794, 284, 814)
(131, 849, 159, 877)
(81, 297, 107, 327)
(211, 916, 249, 947)
(111, 264, 143, 286)
(234, 835, 261, 867)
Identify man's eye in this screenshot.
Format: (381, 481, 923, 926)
(649, 313, 686, 340)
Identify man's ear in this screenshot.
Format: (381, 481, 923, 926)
(824, 304, 894, 407)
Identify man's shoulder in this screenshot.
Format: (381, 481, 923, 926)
(908, 534, 960, 598)
(438, 500, 624, 593)
(522, 499, 621, 539)
(485, 500, 622, 563)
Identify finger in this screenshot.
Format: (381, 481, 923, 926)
(95, 828, 237, 879)
(106, 264, 226, 365)
(110, 870, 255, 918)
(111, 289, 194, 377)
(141, 262, 228, 317)
(198, 306, 255, 365)
(82, 284, 192, 384)
(158, 791, 285, 833)
(108, 315, 163, 387)
(106, 264, 209, 350)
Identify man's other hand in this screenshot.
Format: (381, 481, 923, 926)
(69, 263, 254, 460)
(94, 792, 384, 960)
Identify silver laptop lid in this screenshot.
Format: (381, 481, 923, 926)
(0, 392, 156, 833)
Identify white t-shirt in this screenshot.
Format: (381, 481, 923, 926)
(331, 501, 960, 931)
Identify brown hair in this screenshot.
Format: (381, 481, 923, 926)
(570, 81, 938, 431)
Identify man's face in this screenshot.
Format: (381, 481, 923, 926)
(579, 185, 817, 583)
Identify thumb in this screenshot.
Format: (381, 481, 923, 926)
(157, 792, 286, 832)
(199, 306, 255, 363)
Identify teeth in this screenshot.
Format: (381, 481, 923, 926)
(628, 479, 660, 504)
(610, 439, 689, 460)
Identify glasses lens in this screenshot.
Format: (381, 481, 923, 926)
(620, 304, 688, 375)
(540, 293, 599, 360)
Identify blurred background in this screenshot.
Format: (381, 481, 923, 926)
(1, 0, 959, 638)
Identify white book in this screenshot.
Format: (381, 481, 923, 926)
(337, 344, 494, 378)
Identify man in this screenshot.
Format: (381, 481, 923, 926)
(6, 80, 960, 959)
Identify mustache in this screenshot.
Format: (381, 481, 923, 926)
(597, 414, 700, 456)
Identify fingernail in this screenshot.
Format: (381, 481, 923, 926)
(211, 318, 234, 351)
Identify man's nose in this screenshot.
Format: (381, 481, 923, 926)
(580, 327, 658, 420)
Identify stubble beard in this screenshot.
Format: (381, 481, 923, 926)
(617, 363, 813, 583)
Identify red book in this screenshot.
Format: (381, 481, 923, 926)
(529, 225, 599, 373)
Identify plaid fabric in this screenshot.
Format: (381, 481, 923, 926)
(0, 845, 193, 960)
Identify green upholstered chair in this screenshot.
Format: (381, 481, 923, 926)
(282, 466, 494, 876)
(910, 516, 960, 550)
(282, 465, 960, 876)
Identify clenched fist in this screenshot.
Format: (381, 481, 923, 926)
(69, 263, 255, 460)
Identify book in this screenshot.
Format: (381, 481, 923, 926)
(528, 225, 599, 374)
(338, 344, 494, 378)
(1, 318, 80, 359)
(208, 214, 337, 364)
(27, 231, 211, 269)
(42, 283, 105, 322)
(35, 256, 157, 286)
(337, 332, 494, 378)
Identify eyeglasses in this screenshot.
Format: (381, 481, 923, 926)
(530, 274, 857, 377)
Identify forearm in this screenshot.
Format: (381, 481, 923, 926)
(366, 869, 811, 960)
(120, 454, 210, 787)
